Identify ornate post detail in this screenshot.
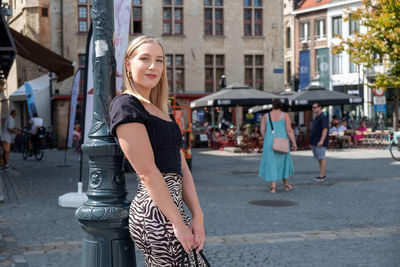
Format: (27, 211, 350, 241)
(75, 0, 136, 266)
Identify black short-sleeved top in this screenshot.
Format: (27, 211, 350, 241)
(310, 113, 329, 147)
(109, 94, 182, 176)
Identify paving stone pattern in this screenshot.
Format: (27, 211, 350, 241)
(0, 148, 399, 266)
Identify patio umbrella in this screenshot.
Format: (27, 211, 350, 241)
(248, 104, 272, 114)
(248, 90, 296, 113)
(190, 83, 282, 108)
(287, 85, 363, 107)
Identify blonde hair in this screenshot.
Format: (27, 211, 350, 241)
(122, 35, 169, 114)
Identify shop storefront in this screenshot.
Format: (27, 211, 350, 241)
(333, 84, 364, 129)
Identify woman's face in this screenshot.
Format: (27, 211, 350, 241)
(126, 42, 164, 92)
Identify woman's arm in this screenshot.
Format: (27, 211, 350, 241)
(180, 151, 205, 252)
(284, 113, 297, 150)
(260, 114, 266, 139)
(116, 123, 194, 253)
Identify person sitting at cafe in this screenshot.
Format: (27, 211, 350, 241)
(329, 121, 339, 135)
(249, 125, 262, 151)
(338, 121, 348, 132)
(354, 121, 368, 145)
(292, 123, 300, 138)
(337, 120, 352, 147)
(211, 127, 230, 150)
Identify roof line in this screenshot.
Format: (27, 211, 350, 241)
(292, 0, 361, 15)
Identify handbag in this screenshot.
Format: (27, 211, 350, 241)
(268, 112, 289, 153)
(181, 248, 211, 267)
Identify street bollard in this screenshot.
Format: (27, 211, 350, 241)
(75, 0, 136, 266)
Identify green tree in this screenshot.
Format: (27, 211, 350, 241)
(333, 0, 400, 130)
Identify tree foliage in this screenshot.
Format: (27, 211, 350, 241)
(333, 0, 400, 88)
(333, 0, 400, 129)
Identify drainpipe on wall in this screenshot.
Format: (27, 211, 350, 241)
(60, 0, 63, 56)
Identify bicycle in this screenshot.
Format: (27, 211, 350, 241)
(21, 127, 45, 161)
(389, 131, 400, 161)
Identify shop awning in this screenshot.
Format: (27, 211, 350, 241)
(10, 74, 49, 101)
(0, 9, 17, 79)
(9, 28, 74, 82)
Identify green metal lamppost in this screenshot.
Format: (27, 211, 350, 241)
(75, 0, 136, 266)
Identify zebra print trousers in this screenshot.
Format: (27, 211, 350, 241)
(129, 173, 207, 267)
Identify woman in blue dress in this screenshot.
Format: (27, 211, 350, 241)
(258, 99, 297, 193)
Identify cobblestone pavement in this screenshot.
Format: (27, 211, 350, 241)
(0, 148, 399, 266)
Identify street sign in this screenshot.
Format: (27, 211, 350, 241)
(374, 104, 386, 112)
(273, 68, 284, 73)
(373, 88, 385, 96)
(373, 96, 386, 105)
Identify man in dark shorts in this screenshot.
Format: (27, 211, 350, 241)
(310, 102, 329, 181)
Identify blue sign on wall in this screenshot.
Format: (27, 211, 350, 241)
(273, 68, 284, 73)
(299, 50, 310, 91)
(374, 104, 386, 113)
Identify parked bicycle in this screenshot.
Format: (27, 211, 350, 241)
(21, 127, 45, 161)
(389, 131, 400, 161)
(44, 126, 57, 149)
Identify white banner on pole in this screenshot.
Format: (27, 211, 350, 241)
(84, 36, 94, 144)
(67, 70, 81, 148)
(114, 0, 132, 94)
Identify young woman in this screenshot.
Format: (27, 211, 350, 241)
(109, 36, 206, 266)
(258, 99, 297, 193)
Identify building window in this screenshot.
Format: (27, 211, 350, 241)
(166, 54, 185, 93)
(314, 19, 326, 39)
(205, 54, 225, 92)
(332, 53, 343, 74)
(300, 22, 310, 42)
(349, 59, 358, 73)
(286, 61, 291, 85)
(78, 0, 92, 33)
(332, 16, 342, 37)
(163, 0, 184, 35)
(130, 0, 142, 35)
(204, 0, 224, 36)
(243, 0, 263, 36)
(349, 15, 360, 35)
(244, 55, 264, 90)
(286, 26, 291, 48)
(42, 8, 48, 17)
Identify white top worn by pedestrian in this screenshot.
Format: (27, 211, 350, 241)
(29, 116, 43, 135)
(1, 115, 15, 143)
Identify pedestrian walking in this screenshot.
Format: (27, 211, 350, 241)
(109, 36, 207, 266)
(310, 102, 329, 181)
(1, 110, 20, 170)
(258, 99, 297, 194)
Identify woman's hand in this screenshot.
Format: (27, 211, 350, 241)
(189, 217, 205, 253)
(172, 222, 195, 254)
(291, 143, 297, 151)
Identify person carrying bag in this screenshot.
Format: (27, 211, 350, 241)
(268, 112, 290, 153)
(258, 99, 297, 193)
